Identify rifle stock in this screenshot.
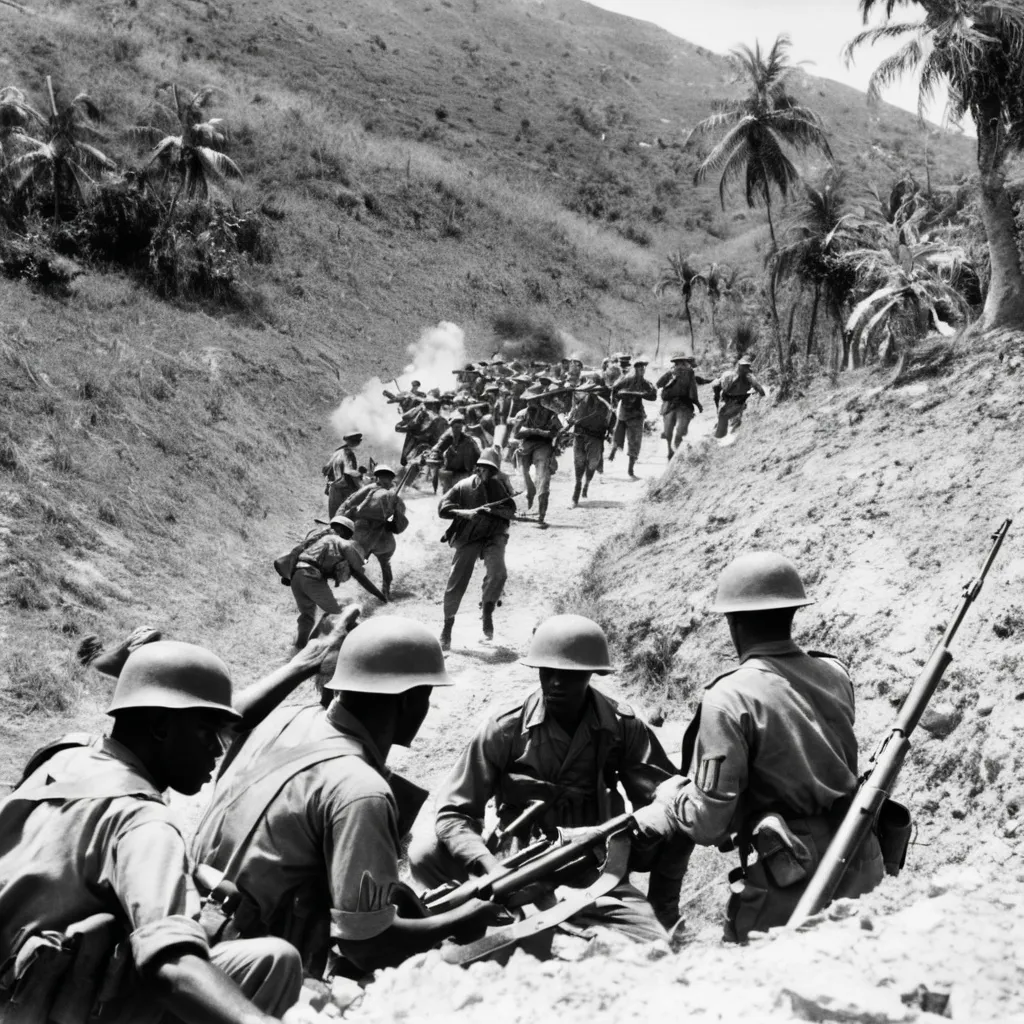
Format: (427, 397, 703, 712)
(788, 518, 1011, 928)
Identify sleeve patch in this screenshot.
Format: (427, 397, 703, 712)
(696, 756, 726, 796)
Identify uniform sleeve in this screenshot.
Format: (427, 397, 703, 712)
(111, 818, 210, 973)
(749, 374, 766, 396)
(615, 717, 679, 811)
(324, 793, 400, 942)
(658, 693, 751, 846)
(435, 720, 511, 868)
(655, 372, 672, 389)
(343, 542, 365, 574)
(642, 379, 657, 399)
(438, 482, 464, 520)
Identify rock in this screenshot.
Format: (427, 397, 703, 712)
(967, 836, 1015, 866)
(919, 704, 962, 739)
(1005, 819, 1020, 838)
(329, 976, 363, 1011)
(780, 976, 911, 1022)
(975, 697, 995, 717)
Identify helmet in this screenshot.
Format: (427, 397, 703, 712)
(669, 353, 689, 364)
(108, 641, 239, 718)
(490, 354, 506, 364)
(632, 355, 649, 366)
(520, 614, 614, 674)
(618, 353, 632, 363)
(711, 552, 814, 613)
(330, 514, 355, 531)
(411, 379, 422, 388)
(476, 449, 501, 471)
(737, 358, 753, 368)
(373, 464, 396, 477)
(343, 432, 363, 444)
(326, 617, 453, 694)
(448, 412, 466, 424)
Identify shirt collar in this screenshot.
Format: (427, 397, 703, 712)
(739, 639, 802, 663)
(97, 736, 165, 793)
(522, 686, 619, 734)
(325, 702, 388, 771)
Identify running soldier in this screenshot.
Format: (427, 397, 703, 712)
(609, 356, 657, 478)
(566, 373, 613, 508)
(655, 355, 711, 458)
(510, 386, 562, 528)
(337, 466, 407, 602)
(429, 412, 482, 493)
(322, 432, 363, 518)
(713, 358, 765, 439)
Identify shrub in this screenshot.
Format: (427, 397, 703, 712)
(4, 651, 83, 714)
(0, 231, 81, 295)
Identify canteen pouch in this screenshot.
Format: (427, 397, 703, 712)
(751, 813, 812, 889)
(875, 798, 912, 876)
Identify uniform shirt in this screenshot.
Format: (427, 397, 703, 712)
(716, 369, 765, 401)
(430, 430, 482, 473)
(192, 703, 400, 972)
(438, 471, 516, 547)
(0, 738, 209, 973)
(658, 640, 860, 846)
(611, 373, 657, 420)
(339, 484, 406, 559)
(323, 445, 358, 483)
(567, 393, 612, 436)
(511, 404, 563, 457)
(434, 687, 675, 868)
(603, 364, 623, 387)
(423, 413, 449, 447)
(655, 368, 704, 408)
(297, 533, 365, 583)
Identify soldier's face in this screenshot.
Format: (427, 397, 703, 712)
(394, 685, 432, 746)
(539, 668, 592, 723)
(154, 708, 228, 794)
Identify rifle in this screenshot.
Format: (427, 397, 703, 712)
(421, 812, 637, 964)
(788, 518, 1012, 928)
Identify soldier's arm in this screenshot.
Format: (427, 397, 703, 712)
(750, 375, 766, 396)
(641, 379, 658, 399)
(655, 371, 672, 388)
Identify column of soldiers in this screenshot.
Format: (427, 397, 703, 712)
(0, 549, 884, 1021)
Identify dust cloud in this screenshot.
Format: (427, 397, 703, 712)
(329, 322, 467, 453)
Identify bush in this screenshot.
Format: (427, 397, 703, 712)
(0, 231, 81, 295)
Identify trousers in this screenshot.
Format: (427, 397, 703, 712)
(573, 435, 603, 474)
(662, 406, 694, 449)
(290, 568, 342, 648)
(520, 444, 553, 502)
(612, 417, 644, 458)
(715, 398, 746, 438)
(327, 479, 357, 518)
(408, 833, 667, 946)
(443, 535, 507, 618)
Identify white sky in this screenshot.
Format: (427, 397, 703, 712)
(583, 0, 950, 125)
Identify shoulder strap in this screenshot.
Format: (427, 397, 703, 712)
(18, 733, 97, 787)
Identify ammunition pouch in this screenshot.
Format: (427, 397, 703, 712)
(751, 813, 812, 889)
(875, 798, 912, 877)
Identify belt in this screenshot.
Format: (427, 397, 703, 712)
(294, 561, 321, 575)
(574, 428, 605, 439)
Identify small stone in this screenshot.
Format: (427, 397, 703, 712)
(976, 697, 995, 716)
(919, 704, 962, 739)
(781, 977, 911, 1022)
(1005, 819, 1020, 838)
(329, 976, 363, 1011)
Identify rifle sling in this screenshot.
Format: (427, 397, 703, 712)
(439, 831, 632, 966)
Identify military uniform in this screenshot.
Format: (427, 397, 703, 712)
(610, 372, 656, 459)
(409, 687, 683, 944)
(437, 469, 515, 620)
(713, 368, 765, 438)
(323, 445, 360, 517)
(430, 429, 482, 493)
(510, 403, 562, 513)
(567, 391, 612, 494)
(337, 483, 406, 601)
(291, 531, 365, 648)
(652, 640, 884, 941)
(192, 703, 403, 977)
(0, 738, 300, 1019)
(655, 366, 707, 451)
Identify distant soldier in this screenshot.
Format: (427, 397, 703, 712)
(489, 354, 513, 379)
(565, 354, 585, 387)
(566, 373, 613, 507)
(609, 356, 657, 478)
(656, 355, 712, 458)
(713, 357, 765, 439)
(429, 412, 483, 493)
(631, 553, 884, 942)
(437, 449, 516, 649)
(510, 385, 563, 528)
(322, 432, 363, 517)
(603, 354, 625, 388)
(338, 466, 407, 603)
(290, 515, 367, 649)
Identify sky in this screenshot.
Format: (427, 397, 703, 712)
(584, 0, 951, 125)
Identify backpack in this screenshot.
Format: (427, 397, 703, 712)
(273, 529, 329, 586)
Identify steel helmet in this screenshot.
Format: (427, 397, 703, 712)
(326, 616, 453, 694)
(711, 552, 814, 613)
(373, 464, 396, 477)
(108, 641, 240, 719)
(476, 449, 502, 471)
(520, 614, 615, 674)
(330, 514, 355, 531)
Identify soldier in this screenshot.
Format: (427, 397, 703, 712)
(603, 354, 625, 388)
(192, 618, 505, 978)
(401, 396, 448, 493)
(0, 641, 315, 1024)
(510, 385, 562, 528)
(489, 354, 513, 379)
(337, 466, 407, 602)
(713, 357, 765, 439)
(290, 515, 367, 649)
(609, 356, 657, 478)
(409, 615, 691, 938)
(436, 448, 516, 650)
(566, 373, 613, 507)
(322, 432, 363, 518)
(632, 552, 885, 942)
(655, 355, 712, 459)
(429, 412, 482, 493)
(565, 354, 585, 387)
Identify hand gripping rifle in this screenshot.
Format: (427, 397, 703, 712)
(420, 812, 637, 964)
(788, 518, 1012, 928)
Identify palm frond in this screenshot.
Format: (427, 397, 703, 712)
(195, 146, 242, 182)
(75, 141, 115, 169)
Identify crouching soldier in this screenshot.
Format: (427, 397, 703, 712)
(0, 641, 310, 1024)
(631, 553, 885, 942)
(409, 614, 693, 939)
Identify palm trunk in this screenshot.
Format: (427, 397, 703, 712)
(684, 297, 695, 354)
(806, 284, 821, 358)
(977, 161, 1024, 330)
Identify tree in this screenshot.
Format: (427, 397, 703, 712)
(5, 76, 114, 222)
(771, 168, 867, 360)
(134, 84, 241, 226)
(689, 35, 834, 249)
(693, 262, 736, 347)
(654, 252, 703, 350)
(845, 0, 1024, 332)
(0, 86, 41, 167)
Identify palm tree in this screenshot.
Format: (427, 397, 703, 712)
(0, 86, 42, 167)
(133, 84, 241, 226)
(654, 252, 703, 350)
(771, 168, 867, 359)
(689, 35, 834, 250)
(5, 76, 114, 222)
(844, 0, 1024, 332)
(693, 262, 736, 347)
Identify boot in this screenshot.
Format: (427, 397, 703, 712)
(527, 493, 535, 511)
(482, 602, 495, 640)
(440, 617, 455, 652)
(627, 457, 637, 479)
(581, 472, 592, 499)
(537, 494, 549, 528)
(607, 447, 617, 462)
(571, 480, 581, 508)
(647, 871, 683, 932)
(666, 441, 674, 460)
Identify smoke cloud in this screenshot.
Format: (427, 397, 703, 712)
(329, 321, 467, 456)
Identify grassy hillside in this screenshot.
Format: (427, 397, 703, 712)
(0, 0, 977, 775)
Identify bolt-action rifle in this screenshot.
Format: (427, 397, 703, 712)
(788, 518, 1012, 928)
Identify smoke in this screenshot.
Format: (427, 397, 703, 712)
(329, 321, 467, 455)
